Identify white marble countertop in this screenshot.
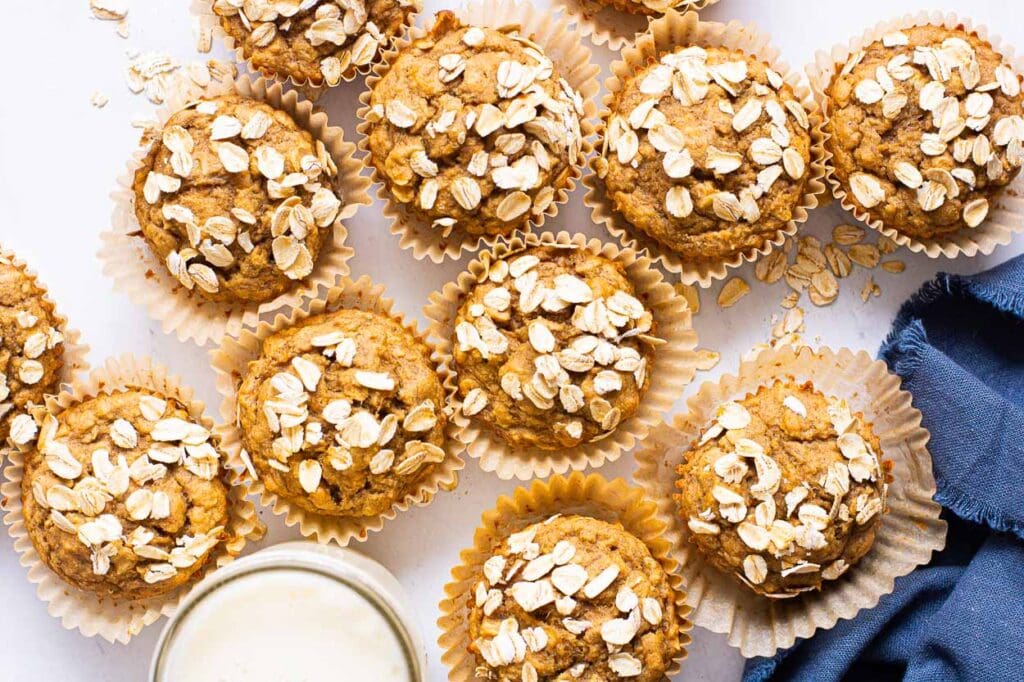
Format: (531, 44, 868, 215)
(0, 0, 1020, 679)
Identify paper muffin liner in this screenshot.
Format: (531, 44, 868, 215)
(99, 74, 371, 346)
(437, 472, 692, 680)
(211, 275, 465, 546)
(633, 344, 946, 658)
(549, 0, 720, 51)
(584, 10, 828, 288)
(355, 0, 600, 263)
(189, 0, 421, 93)
(807, 11, 1024, 259)
(423, 230, 700, 481)
(0, 246, 89, 404)
(0, 354, 265, 644)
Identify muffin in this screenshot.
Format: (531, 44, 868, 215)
(364, 11, 585, 239)
(598, 45, 813, 264)
(592, 0, 711, 17)
(20, 390, 230, 601)
(452, 245, 658, 451)
(132, 94, 344, 305)
(211, 0, 419, 86)
(236, 308, 447, 518)
(1, 255, 66, 445)
(467, 514, 683, 681)
(825, 25, 1024, 240)
(675, 381, 888, 598)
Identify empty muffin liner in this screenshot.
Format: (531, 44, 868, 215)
(99, 74, 371, 346)
(807, 11, 1024, 259)
(355, 0, 600, 263)
(423, 230, 700, 481)
(1, 354, 264, 644)
(583, 10, 828, 288)
(633, 344, 947, 657)
(189, 0, 421, 92)
(550, 0, 720, 51)
(437, 472, 692, 680)
(210, 275, 465, 546)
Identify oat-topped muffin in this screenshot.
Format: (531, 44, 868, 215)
(592, 0, 710, 17)
(236, 308, 447, 518)
(365, 11, 585, 239)
(598, 46, 813, 264)
(212, 0, 419, 86)
(453, 245, 658, 451)
(133, 94, 343, 305)
(0, 256, 66, 445)
(468, 515, 683, 681)
(675, 381, 888, 598)
(826, 25, 1024, 239)
(21, 390, 229, 601)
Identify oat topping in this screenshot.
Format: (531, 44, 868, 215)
(829, 25, 1024, 238)
(133, 94, 344, 304)
(599, 45, 813, 262)
(453, 246, 659, 451)
(468, 515, 681, 681)
(677, 381, 888, 598)
(366, 12, 585, 238)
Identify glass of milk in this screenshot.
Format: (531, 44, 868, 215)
(150, 542, 426, 681)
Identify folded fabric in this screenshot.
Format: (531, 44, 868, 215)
(744, 255, 1024, 682)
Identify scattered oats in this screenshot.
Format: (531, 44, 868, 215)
(90, 0, 127, 21)
(718, 277, 750, 308)
(90, 91, 109, 109)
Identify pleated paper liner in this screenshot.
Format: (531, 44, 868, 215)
(807, 11, 1024, 259)
(0, 354, 264, 644)
(583, 10, 828, 288)
(355, 0, 600, 263)
(189, 0, 421, 93)
(99, 74, 371, 346)
(549, 0, 720, 51)
(211, 275, 465, 546)
(437, 472, 692, 680)
(0, 246, 89, 414)
(633, 344, 947, 658)
(423, 230, 700, 481)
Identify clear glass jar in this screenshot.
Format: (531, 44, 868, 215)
(150, 542, 426, 681)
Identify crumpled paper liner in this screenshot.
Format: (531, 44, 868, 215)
(0, 354, 265, 644)
(437, 472, 692, 680)
(0, 246, 89, 409)
(584, 10, 828, 288)
(549, 0, 720, 51)
(423, 230, 700, 481)
(355, 0, 600, 263)
(634, 344, 947, 658)
(99, 74, 371, 346)
(189, 0, 421, 92)
(807, 11, 1024, 258)
(211, 275, 465, 546)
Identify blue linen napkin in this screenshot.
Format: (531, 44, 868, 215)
(744, 255, 1024, 682)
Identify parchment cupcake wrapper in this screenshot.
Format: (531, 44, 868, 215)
(583, 10, 828, 288)
(423, 230, 700, 481)
(355, 0, 600, 263)
(99, 74, 371, 347)
(0, 354, 265, 644)
(633, 344, 947, 658)
(0, 246, 89, 406)
(807, 11, 1024, 258)
(437, 472, 692, 680)
(189, 0, 421, 92)
(210, 275, 465, 546)
(549, 0, 720, 51)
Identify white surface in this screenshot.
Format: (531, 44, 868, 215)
(0, 0, 1020, 680)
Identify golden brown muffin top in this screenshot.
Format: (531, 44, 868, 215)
(133, 94, 343, 304)
(468, 515, 683, 681)
(675, 381, 888, 598)
(237, 308, 447, 518)
(21, 390, 229, 601)
(453, 245, 658, 451)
